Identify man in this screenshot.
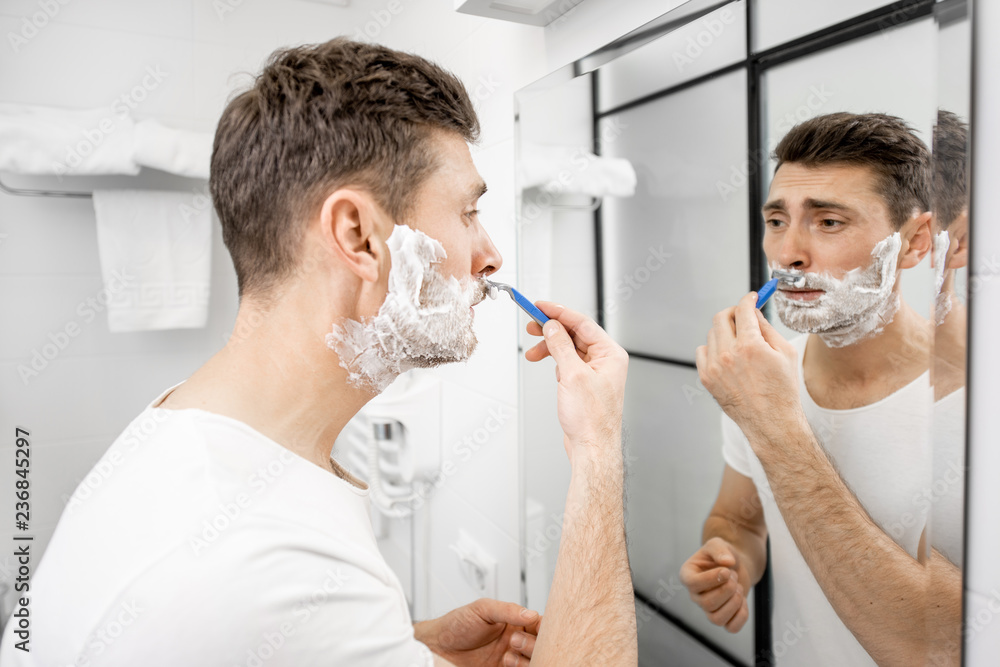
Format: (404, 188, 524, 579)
(0, 39, 636, 666)
(680, 112, 962, 666)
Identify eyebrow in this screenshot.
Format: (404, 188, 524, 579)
(762, 197, 855, 215)
(469, 181, 487, 202)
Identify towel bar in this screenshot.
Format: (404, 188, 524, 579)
(0, 173, 92, 199)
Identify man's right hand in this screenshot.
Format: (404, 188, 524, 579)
(524, 302, 628, 463)
(680, 537, 750, 633)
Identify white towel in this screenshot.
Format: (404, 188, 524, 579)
(520, 143, 637, 198)
(133, 119, 213, 179)
(0, 103, 140, 176)
(93, 190, 212, 332)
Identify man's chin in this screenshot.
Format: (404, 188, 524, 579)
(404, 333, 478, 369)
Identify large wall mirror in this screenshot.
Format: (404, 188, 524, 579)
(516, 0, 972, 664)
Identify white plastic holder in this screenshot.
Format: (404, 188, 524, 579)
(449, 530, 497, 599)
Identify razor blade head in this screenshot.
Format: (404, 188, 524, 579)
(771, 269, 806, 288)
(484, 279, 502, 300)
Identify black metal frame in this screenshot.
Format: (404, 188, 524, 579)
(589, 1, 936, 665)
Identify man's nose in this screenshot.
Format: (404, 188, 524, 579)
(474, 225, 503, 277)
(776, 222, 811, 270)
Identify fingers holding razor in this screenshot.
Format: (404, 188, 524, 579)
(524, 302, 604, 362)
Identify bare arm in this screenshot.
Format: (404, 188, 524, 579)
(696, 294, 961, 666)
(927, 549, 963, 667)
(681, 464, 767, 632)
(702, 465, 768, 589)
(523, 303, 638, 666)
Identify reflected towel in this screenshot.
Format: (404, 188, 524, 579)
(520, 143, 637, 198)
(0, 103, 140, 175)
(133, 119, 212, 179)
(93, 190, 212, 332)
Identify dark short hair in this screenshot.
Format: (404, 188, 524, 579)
(210, 38, 480, 299)
(772, 112, 931, 229)
(932, 110, 969, 229)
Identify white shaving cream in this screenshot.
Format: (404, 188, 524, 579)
(771, 232, 902, 348)
(932, 230, 953, 325)
(325, 224, 485, 393)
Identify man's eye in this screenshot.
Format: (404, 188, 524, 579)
(765, 218, 784, 228)
(464, 209, 479, 221)
(820, 219, 843, 228)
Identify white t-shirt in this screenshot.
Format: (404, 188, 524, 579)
(722, 335, 932, 666)
(0, 383, 434, 667)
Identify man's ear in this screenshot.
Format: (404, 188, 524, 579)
(318, 188, 384, 284)
(946, 209, 970, 270)
(899, 210, 933, 269)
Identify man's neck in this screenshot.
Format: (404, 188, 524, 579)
(159, 293, 376, 475)
(802, 296, 931, 406)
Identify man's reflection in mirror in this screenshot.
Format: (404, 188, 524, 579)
(680, 112, 945, 666)
(927, 108, 970, 665)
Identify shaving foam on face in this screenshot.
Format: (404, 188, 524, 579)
(325, 224, 486, 393)
(932, 230, 953, 325)
(771, 232, 903, 348)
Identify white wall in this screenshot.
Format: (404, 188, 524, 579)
(0, 0, 547, 622)
(964, 0, 1000, 662)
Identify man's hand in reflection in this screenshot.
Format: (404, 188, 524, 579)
(679, 537, 750, 633)
(696, 292, 804, 448)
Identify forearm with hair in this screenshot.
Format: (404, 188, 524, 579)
(750, 414, 946, 667)
(529, 442, 638, 666)
(926, 550, 963, 667)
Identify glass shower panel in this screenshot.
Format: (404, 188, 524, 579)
(753, 0, 895, 52)
(624, 358, 753, 664)
(760, 16, 937, 339)
(599, 68, 750, 362)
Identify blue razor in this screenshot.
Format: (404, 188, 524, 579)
(756, 269, 806, 308)
(485, 280, 550, 326)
